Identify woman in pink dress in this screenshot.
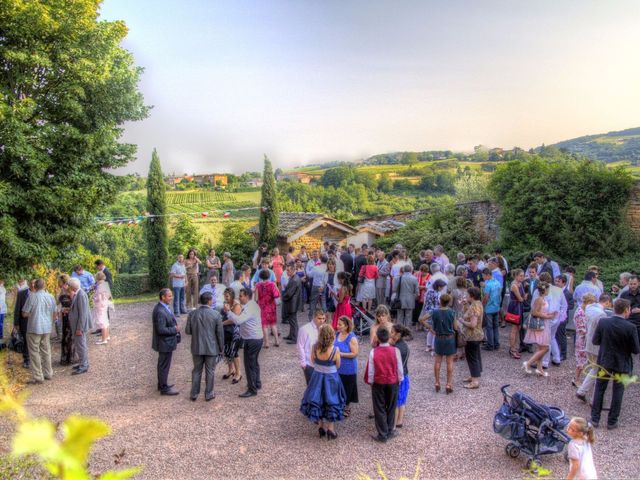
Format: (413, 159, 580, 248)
(271, 248, 285, 288)
(92, 272, 113, 345)
(573, 293, 597, 387)
(333, 272, 352, 330)
(522, 282, 556, 377)
(255, 269, 281, 348)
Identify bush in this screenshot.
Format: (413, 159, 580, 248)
(112, 273, 151, 298)
(489, 155, 636, 263)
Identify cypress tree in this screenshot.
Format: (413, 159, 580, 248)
(258, 155, 279, 247)
(146, 149, 170, 289)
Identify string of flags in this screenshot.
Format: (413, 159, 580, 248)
(99, 206, 268, 228)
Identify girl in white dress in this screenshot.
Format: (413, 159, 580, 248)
(566, 417, 597, 480)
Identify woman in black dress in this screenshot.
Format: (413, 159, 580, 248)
(57, 274, 75, 365)
(221, 288, 243, 384)
(429, 293, 456, 394)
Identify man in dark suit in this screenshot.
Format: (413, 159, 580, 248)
(590, 298, 640, 429)
(340, 247, 354, 280)
(352, 244, 368, 293)
(13, 279, 34, 368)
(282, 262, 302, 343)
(185, 292, 223, 402)
(68, 278, 94, 375)
(152, 288, 180, 396)
(94, 259, 113, 291)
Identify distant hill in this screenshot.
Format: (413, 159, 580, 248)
(550, 127, 640, 164)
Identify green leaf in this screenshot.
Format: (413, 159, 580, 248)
(61, 415, 111, 464)
(97, 467, 143, 480)
(12, 418, 59, 459)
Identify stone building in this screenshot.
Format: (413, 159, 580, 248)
(248, 212, 358, 253)
(348, 219, 405, 246)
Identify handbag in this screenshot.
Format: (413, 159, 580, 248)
(504, 311, 521, 325)
(9, 330, 24, 353)
(526, 316, 545, 331)
(391, 277, 403, 310)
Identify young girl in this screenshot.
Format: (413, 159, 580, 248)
(566, 417, 597, 480)
(333, 272, 352, 330)
(391, 323, 411, 428)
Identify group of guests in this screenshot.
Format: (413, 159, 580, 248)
(8, 259, 114, 384)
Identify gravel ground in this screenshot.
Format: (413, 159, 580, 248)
(3, 302, 639, 479)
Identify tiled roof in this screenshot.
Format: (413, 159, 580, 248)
(356, 219, 405, 235)
(248, 212, 323, 238)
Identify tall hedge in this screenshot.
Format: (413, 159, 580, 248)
(488, 156, 635, 263)
(259, 155, 279, 247)
(145, 149, 169, 289)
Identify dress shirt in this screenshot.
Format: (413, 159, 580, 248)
(198, 284, 225, 310)
(491, 268, 504, 285)
(71, 271, 95, 292)
(22, 290, 56, 334)
(297, 321, 319, 368)
(573, 281, 602, 305)
(434, 254, 449, 272)
(227, 300, 264, 340)
(170, 262, 186, 288)
(308, 265, 328, 288)
(305, 259, 320, 276)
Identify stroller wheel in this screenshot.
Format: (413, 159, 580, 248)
(505, 443, 520, 458)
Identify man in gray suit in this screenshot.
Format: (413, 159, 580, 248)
(282, 262, 302, 343)
(185, 292, 224, 401)
(392, 264, 419, 326)
(67, 278, 93, 375)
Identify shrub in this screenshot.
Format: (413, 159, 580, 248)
(489, 155, 636, 263)
(112, 274, 150, 298)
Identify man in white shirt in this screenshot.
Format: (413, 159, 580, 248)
(199, 275, 225, 310)
(297, 310, 326, 385)
(169, 254, 187, 316)
(532, 272, 567, 368)
(426, 263, 448, 291)
(225, 288, 264, 398)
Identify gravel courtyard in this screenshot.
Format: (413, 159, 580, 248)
(7, 301, 640, 479)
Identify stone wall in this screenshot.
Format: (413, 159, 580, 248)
(359, 200, 500, 243)
(287, 224, 352, 253)
(627, 181, 640, 237)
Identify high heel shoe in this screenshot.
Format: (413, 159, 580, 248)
(318, 427, 326, 438)
(446, 385, 453, 395)
(522, 361, 533, 374)
(435, 383, 441, 393)
(327, 430, 338, 440)
(509, 349, 521, 360)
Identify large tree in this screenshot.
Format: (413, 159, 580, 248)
(0, 0, 148, 273)
(146, 149, 169, 289)
(258, 155, 278, 247)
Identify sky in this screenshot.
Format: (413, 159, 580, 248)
(99, 0, 640, 175)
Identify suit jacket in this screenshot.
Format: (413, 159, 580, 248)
(353, 255, 367, 281)
(185, 306, 223, 356)
(14, 288, 30, 328)
(281, 273, 302, 314)
(393, 273, 419, 309)
(340, 253, 354, 275)
(103, 267, 113, 291)
(69, 289, 93, 333)
(152, 302, 178, 353)
(593, 315, 640, 373)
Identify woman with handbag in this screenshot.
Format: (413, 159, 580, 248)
(522, 282, 557, 377)
(460, 287, 484, 389)
(506, 269, 527, 360)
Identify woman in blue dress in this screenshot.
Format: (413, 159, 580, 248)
(300, 324, 346, 440)
(334, 316, 359, 417)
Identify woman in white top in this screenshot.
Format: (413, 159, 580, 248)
(566, 417, 597, 480)
(92, 272, 114, 345)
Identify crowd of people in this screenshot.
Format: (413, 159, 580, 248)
(5, 260, 114, 383)
(4, 239, 637, 474)
(152, 241, 639, 458)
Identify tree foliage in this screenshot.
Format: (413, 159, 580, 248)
(258, 155, 278, 247)
(376, 202, 487, 256)
(145, 150, 169, 289)
(168, 215, 201, 258)
(418, 171, 456, 194)
(215, 222, 256, 268)
(0, 0, 148, 273)
(488, 155, 635, 262)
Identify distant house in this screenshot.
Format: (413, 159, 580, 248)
(348, 220, 405, 246)
(276, 172, 314, 184)
(248, 212, 358, 253)
(246, 178, 263, 188)
(166, 173, 228, 187)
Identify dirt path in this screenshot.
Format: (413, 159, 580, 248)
(6, 301, 639, 479)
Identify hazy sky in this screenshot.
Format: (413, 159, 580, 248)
(99, 0, 640, 175)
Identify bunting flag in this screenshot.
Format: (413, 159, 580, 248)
(201, 212, 209, 218)
(223, 212, 230, 218)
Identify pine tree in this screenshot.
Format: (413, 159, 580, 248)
(146, 149, 170, 289)
(258, 155, 279, 247)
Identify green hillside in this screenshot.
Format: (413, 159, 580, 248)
(551, 127, 640, 164)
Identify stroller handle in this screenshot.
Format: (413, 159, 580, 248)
(501, 384, 510, 395)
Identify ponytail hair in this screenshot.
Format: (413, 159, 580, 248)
(571, 417, 596, 444)
(391, 323, 412, 340)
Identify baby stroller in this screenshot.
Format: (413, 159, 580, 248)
(351, 300, 373, 340)
(493, 385, 570, 471)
